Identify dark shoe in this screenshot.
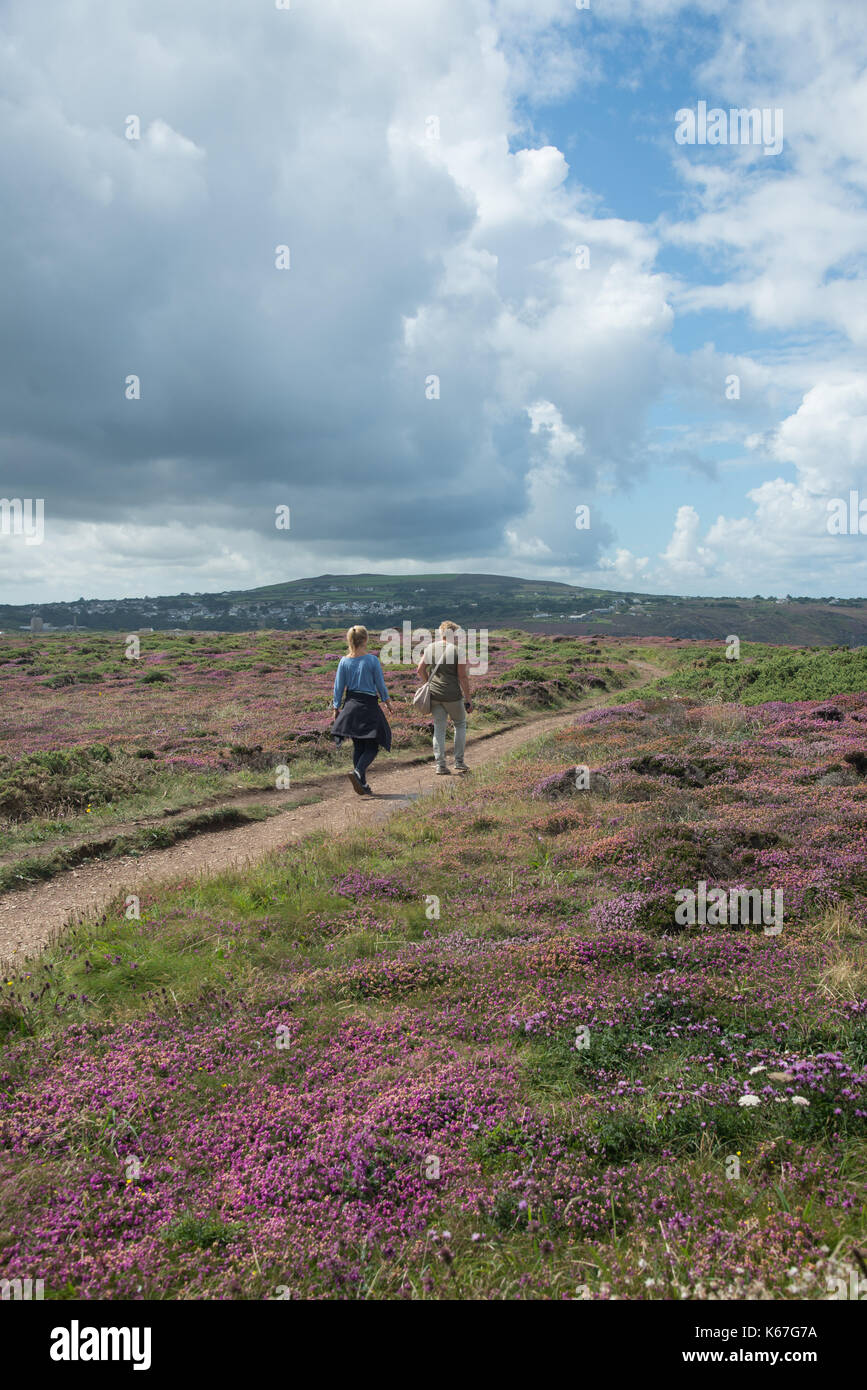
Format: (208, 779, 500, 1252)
(453, 763, 469, 774)
(360, 783, 374, 796)
(349, 771, 365, 795)
(435, 763, 451, 775)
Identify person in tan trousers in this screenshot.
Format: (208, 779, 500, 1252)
(416, 620, 473, 775)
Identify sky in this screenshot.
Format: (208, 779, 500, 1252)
(1, 0, 866, 603)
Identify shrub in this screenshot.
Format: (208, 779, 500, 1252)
(161, 1213, 245, 1250)
(507, 664, 551, 682)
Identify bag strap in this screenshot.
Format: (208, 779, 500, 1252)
(429, 643, 449, 679)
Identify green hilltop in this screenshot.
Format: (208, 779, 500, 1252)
(1, 572, 866, 644)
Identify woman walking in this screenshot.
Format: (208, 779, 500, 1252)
(416, 620, 473, 775)
(331, 625, 392, 795)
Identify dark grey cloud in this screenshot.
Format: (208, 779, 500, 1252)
(0, 0, 678, 596)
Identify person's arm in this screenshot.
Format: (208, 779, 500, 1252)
(457, 661, 472, 703)
(415, 645, 429, 683)
(373, 655, 390, 704)
(332, 659, 346, 711)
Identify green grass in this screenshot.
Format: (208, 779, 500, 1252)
(633, 643, 867, 705)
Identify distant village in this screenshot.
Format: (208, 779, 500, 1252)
(1, 580, 859, 643)
(12, 584, 440, 633)
(16, 591, 647, 632)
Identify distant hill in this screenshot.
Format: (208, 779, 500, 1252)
(2, 572, 867, 645)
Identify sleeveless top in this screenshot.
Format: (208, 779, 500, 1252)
(423, 639, 462, 702)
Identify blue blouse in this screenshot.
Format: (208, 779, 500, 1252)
(333, 653, 390, 708)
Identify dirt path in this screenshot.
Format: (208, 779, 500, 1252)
(0, 665, 660, 966)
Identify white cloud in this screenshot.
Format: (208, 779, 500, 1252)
(664, 0, 867, 345)
(504, 529, 552, 558)
(599, 548, 649, 582)
(658, 504, 715, 578)
(765, 377, 867, 495)
(145, 119, 204, 161)
(595, 376, 867, 592)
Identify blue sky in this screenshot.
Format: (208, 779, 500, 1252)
(513, 6, 833, 591)
(1, 0, 866, 602)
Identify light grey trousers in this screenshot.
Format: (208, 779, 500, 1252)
(431, 698, 466, 765)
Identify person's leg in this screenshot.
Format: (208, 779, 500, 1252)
(347, 738, 366, 794)
(432, 702, 449, 769)
(355, 738, 378, 784)
(351, 737, 365, 774)
(453, 702, 467, 766)
(443, 698, 467, 767)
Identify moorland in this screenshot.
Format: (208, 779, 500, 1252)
(0, 629, 864, 1299)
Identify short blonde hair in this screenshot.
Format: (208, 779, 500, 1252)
(439, 620, 460, 636)
(346, 624, 368, 654)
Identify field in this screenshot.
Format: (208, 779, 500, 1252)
(0, 629, 642, 886)
(0, 633, 865, 1300)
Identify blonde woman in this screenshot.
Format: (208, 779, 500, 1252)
(331, 625, 392, 795)
(416, 620, 473, 775)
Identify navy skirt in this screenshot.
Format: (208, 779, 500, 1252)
(332, 691, 392, 751)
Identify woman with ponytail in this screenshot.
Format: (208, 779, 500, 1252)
(330, 625, 392, 795)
